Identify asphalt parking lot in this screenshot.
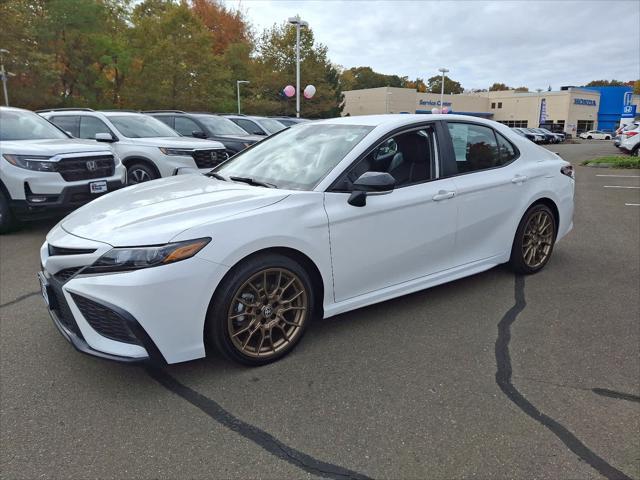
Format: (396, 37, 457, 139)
(1, 140, 638, 480)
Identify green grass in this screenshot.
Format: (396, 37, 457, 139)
(582, 156, 640, 169)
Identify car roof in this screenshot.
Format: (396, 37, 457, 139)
(0, 106, 31, 113)
(313, 114, 497, 129)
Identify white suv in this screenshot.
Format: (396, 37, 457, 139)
(619, 122, 640, 156)
(39, 109, 227, 184)
(0, 107, 126, 233)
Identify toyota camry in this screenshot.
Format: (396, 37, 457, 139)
(38, 114, 575, 366)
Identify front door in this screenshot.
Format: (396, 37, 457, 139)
(324, 125, 458, 303)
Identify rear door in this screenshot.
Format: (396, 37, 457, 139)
(442, 121, 536, 265)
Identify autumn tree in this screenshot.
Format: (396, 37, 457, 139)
(339, 66, 404, 91)
(190, 0, 251, 54)
(489, 82, 510, 91)
(426, 75, 463, 94)
(585, 79, 628, 87)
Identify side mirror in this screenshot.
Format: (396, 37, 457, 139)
(95, 132, 116, 143)
(348, 171, 395, 207)
(192, 130, 207, 139)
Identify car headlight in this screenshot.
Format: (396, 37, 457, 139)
(159, 147, 195, 156)
(83, 238, 211, 274)
(2, 154, 57, 172)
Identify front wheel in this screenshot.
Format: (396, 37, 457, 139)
(206, 254, 314, 366)
(127, 162, 157, 185)
(0, 191, 19, 234)
(508, 204, 557, 274)
(605, 136, 611, 140)
(587, 136, 592, 139)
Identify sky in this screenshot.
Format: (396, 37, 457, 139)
(222, 0, 640, 91)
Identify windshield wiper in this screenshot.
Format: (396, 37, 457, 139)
(229, 176, 276, 188)
(205, 172, 228, 181)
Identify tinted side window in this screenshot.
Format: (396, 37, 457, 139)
(335, 127, 435, 190)
(496, 132, 517, 165)
(174, 117, 200, 136)
(79, 116, 111, 139)
(447, 123, 501, 174)
(236, 119, 265, 135)
(50, 116, 80, 137)
(154, 116, 174, 128)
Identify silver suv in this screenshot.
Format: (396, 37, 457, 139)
(39, 109, 227, 184)
(0, 107, 126, 233)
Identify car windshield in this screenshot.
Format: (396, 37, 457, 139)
(215, 123, 373, 190)
(0, 109, 68, 141)
(256, 118, 286, 134)
(196, 115, 250, 136)
(108, 114, 180, 138)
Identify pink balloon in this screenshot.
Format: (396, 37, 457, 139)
(441, 107, 449, 114)
(283, 85, 295, 97)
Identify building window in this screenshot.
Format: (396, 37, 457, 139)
(499, 120, 528, 128)
(556, 120, 565, 130)
(576, 120, 594, 133)
(491, 102, 496, 109)
(497, 102, 503, 109)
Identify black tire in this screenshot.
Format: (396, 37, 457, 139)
(126, 162, 157, 185)
(0, 191, 19, 234)
(605, 136, 611, 140)
(206, 253, 315, 366)
(508, 204, 557, 275)
(587, 136, 592, 139)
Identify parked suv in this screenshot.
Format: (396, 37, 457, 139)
(39, 109, 226, 184)
(145, 111, 262, 156)
(619, 122, 640, 156)
(223, 115, 286, 136)
(0, 107, 126, 233)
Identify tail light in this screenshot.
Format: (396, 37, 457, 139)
(561, 165, 575, 179)
(625, 131, 638, 137)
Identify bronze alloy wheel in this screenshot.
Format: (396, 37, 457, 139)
(227, 268, 308, 359)
(522, 210, 555, 269)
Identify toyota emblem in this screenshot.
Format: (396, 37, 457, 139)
(86, 160, 98, 172)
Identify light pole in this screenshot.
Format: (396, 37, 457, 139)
(385, 90, 392, 114)
(0, 49, 13, 107)
(236, 80, 249, 114)
(438, 67, 449, 112)
(288, 15, 308, 118)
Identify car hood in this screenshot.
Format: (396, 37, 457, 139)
(120, 136, 225, 149)
(0, 138, 112, 157)
(216, 134, 262, 143)
(60, 175, 289, 246)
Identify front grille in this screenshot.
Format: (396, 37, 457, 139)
(56, 155, 115, 182)
(48, 274, 83, 337)
(49, 245, 96, 256)
(54, 267, 83, 282)
(192, 149, 228, 169)
(71, 294, 140, 345)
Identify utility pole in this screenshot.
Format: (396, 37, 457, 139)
(236, 80, 249, 114)
(288, 15, 308, 118)
(438, 67, 449, 112)
(0, 49, 13, 107)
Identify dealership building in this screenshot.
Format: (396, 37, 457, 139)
(342, 86, 639, 134)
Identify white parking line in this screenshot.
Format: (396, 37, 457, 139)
(603, 185, 640, 189)
(625, 203, 640, 206)
(596, 174, 640, 178)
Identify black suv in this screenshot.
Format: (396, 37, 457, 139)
(145, 111, 262, 156)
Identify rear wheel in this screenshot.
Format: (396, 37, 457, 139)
(127, 162, 157, 185)
(508, 204, 557, 274)
(0, 191, 19, 234)
(587, 136, 592, 139)
(207, 253, 314, 366)
(605, 136, 611, 140)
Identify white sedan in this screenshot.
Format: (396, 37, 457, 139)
(38, 115, 575, 366)
(579, 130, 612, 140)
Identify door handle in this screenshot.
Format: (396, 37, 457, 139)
(433, 190, 456, 201)
(511, 175, 528, 184)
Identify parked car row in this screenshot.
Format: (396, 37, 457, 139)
(512, 127, 565, 144)
(0, 106, 303, 232)
(614, 121, 640, 155)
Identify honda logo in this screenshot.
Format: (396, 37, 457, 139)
(86, 160, 98, 172)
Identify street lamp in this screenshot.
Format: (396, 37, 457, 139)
(288, 15, 308, 118)
(0, 49, 14, 107)
(438, 67, 449, 112)
(236, 80, 249, 114)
